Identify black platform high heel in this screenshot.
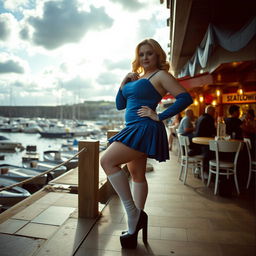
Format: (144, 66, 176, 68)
(120, 210, 148, 249)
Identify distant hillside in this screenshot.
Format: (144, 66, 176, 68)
(0, 101, 122, 120)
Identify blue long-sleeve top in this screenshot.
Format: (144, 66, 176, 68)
(116, 78, 193, 124)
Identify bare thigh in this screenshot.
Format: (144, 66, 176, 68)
(127, 156, 147, 182)
(100, 142, 147, 175)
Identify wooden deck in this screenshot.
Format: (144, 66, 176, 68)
(0, 151, 255, 256)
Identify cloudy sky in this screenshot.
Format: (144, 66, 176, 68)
(0, 0, 169, 106)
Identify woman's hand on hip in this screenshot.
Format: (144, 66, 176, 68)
(137, 106, 159, 121)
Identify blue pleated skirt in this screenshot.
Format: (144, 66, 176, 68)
(108, 119, 169, 162)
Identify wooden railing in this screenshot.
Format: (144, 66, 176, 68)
(0, 149, 86, 192)
(78, 130, 118, 218)
(0, 130, 118, 219)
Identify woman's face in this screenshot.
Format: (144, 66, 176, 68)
(138, 44, 158, 72)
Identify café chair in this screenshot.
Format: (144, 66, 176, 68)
(243, 138, 256, 189)
(176, 129, 181, 162)
(207, 140, 242, 195)
(177, 134, 204, 184)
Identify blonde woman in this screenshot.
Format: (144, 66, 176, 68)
(100, 38, 192, 249)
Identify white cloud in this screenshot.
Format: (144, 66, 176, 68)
(103, 59, 131, 71)
(61, 76, 92, 92)
(0, 60, 25, 74)
(0, 13, 20, 46)
(0, 0, 170, 106)
(3, 0, 30, 11)
(22, 0, 113, 50)
(0, 15, 11, 41)
(96, 72, 120, 85)
(137, 14, 160, 40)
(109, 0, 144, 11)
(0, 53, 29, 74)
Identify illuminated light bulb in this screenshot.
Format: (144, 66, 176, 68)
(237, 88, 243, 95)
(194, 99, 199, 106)
(212, 100, 217, 106)
(199, 96, 204, 103)
(216, 89, 221, 97)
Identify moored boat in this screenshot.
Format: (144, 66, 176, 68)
(0, 177, 31, 207)
(22, 123, 42, 133)
(0, 125, 13, 132)
(0, 164, 48, 185)
(0, 135, 24, 151)
(22, 145, 40, 162)
(39, 128, 74, 138)
(24, 160, 67, 179)
(43, 150, 78, 170)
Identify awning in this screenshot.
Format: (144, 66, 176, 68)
(179, 17, 256, 77)
(177, 73, 213, 90)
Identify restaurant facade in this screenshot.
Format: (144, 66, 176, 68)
(162, 0, 256, 118)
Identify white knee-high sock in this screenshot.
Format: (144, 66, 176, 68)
(132, 180, 148, 210)
(108, 170, 140, 234)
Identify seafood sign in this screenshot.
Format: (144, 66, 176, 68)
(222, 92, 256, 104)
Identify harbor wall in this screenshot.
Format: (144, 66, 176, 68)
(0, 101, 118, 120)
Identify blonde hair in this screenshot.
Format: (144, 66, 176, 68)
(132, 38, 170, 74)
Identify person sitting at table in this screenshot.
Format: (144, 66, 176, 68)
(194, 105, 216, 138)
(225, 104, 243, 140)
(168, 113, 182, 151)
(178, 109, 195, 145)
(241, 109, 256, 156)
(190, 105, 216, 177)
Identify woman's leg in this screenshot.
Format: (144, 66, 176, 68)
(100, 142, 147, 234)
(127, 157, 148, 210)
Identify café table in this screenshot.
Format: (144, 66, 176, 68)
(192, 137, 243, 145)
(192, 137, 214, 145)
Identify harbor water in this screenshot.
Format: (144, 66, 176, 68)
(0, 132, 76, 166)
(0, 128, 108, 167)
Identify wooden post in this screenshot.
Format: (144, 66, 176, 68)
(107, 130, 119, 139)
(78, 140, 99, 218)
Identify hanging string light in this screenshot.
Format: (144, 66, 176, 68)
(237, 87, 243, 95)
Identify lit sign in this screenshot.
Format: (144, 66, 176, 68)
(222, 92, 256, 104)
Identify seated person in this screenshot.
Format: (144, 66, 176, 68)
(168, 113, 182, 151)
(225, 104, 243, 139)
(178, 109, 195, 144)
(191, 105, 216, 174)
(241, 109, 256, 137)
(194, 105, 216, 138)
(241, 109, 256, 157)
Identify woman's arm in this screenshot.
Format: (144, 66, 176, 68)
(116, 72, 139, 110)
(157, 71, 193, 121)
(158, 93, 193, 121)
(116, 89, 126, 110)
(137, 71, 193, 121)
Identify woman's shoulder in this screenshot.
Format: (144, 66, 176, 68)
(157, 70, 171, 77)
(158, 70, 182, 84)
